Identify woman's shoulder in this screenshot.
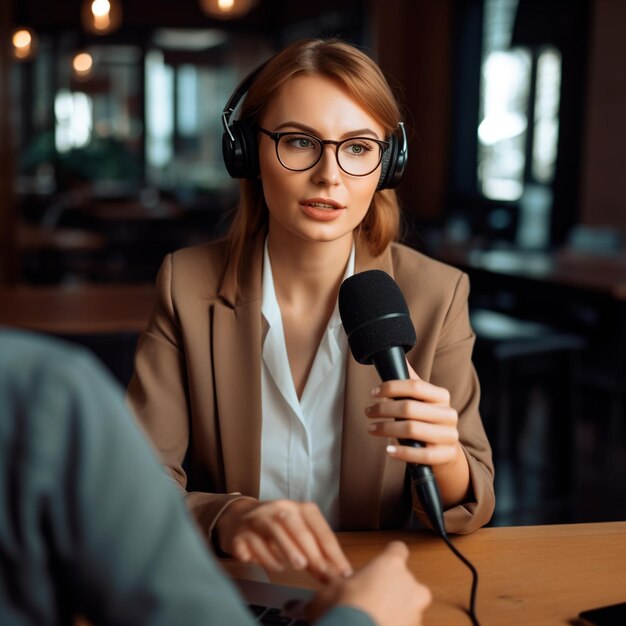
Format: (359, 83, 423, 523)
(166, 239, 231, 296)
(170, 238, 229, 265)
(388, 242, 468, 305)
(390, 242, 465, 283)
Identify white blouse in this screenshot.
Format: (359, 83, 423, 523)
(259, 240, 355, 529)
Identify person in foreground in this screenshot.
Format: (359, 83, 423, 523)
(128, 38, 495, 581)
(0, 329, 431, 626)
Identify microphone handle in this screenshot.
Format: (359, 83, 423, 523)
(373, 346, 446, 536)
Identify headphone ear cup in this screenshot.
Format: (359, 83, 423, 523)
(377, 134, 398, 191)
(376, 148, 391, 191)
(377, 125, 408, 190)
(222, 119, 259, 179)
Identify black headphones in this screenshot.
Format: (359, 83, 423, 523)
(221, 62, 408, 190)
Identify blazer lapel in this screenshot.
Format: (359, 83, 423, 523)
(213, 238, 264, 498)
(339, 240, 407, 528)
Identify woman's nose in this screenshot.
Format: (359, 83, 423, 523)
(311, 146, 341, 186)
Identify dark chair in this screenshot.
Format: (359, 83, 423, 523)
(470, 308, 586, 525)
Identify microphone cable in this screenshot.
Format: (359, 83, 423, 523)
(440, 530, 480, 626)
(408, 463, 481, 626)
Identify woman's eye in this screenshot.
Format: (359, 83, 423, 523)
(285, 135, 316, 149)
(343, 140, 374, 156)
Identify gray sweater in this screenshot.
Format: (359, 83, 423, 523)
(0, 329, 373, 626)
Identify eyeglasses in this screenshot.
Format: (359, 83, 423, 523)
(258, 127, 390, 177)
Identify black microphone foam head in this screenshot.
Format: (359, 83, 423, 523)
(338, 269, 416, 364)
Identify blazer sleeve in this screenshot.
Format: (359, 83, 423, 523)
(409, 272, 495, 534)
(127, 254, 248, 542)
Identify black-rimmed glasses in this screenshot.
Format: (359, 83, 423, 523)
(258, 127, 389, 177)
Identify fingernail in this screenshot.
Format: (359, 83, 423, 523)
(364, 405, 372, 415)
(371, 386, 380, 396)
(367, 423, 377, 432)
(293, 555, 307, 569)
(386, 445, 397, 454)
(342, 567, 354, 578)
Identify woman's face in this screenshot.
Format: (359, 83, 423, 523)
(258, 73, 386, 248)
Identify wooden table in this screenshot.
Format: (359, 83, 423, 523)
(224, 522, 626, 625)
(0, 283, 155, 335)
(0, 283, 156, 385)
(437, 244, 626, 300)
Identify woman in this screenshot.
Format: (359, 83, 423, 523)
(128, 38, 494, 582)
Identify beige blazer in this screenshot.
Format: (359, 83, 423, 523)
(127, 237, 495, 541)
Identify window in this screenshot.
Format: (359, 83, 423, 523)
(144, 30, 273, 193)
(55, 90, 93, 153)
(478, 0, 562, 202)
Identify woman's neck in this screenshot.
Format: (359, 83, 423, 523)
(267, 226, 354, 399)
(267, 230, 353, 311)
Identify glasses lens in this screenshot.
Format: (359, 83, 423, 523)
(337, 138, 384, 176)
(277, 134, 322, 170)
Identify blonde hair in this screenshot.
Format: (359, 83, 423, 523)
(226, 39, 404, 289)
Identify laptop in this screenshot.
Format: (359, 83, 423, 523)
(233, 577, 316, 625)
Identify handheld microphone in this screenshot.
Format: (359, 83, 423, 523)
(338, 269, 446, 537)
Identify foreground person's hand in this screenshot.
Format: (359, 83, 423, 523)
(215, 498, 353, 582)
(307, 541, 431, 626)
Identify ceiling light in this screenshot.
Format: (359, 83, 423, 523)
(199, 0, 257, 20)
(82, 0, 122, 35)
(73, 52, 94, 79)
(12, 28, 38, 61)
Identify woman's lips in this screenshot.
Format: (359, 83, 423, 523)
(299, 201, 346, 221)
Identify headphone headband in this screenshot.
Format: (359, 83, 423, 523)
(221, 61, 268, 143)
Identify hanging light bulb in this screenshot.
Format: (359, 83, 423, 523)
(73, 52, 94, 80)
(199, 0, 257, 20)
(12, 28, 38, 61)
(81, 0, 122, 35)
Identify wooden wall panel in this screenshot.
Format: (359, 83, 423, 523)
(580, 0, 626, 232)
(0, 1, 17, 284)
(372, 0, 453, 223)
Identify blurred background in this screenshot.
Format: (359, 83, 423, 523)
(1, 0, 625, 527)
